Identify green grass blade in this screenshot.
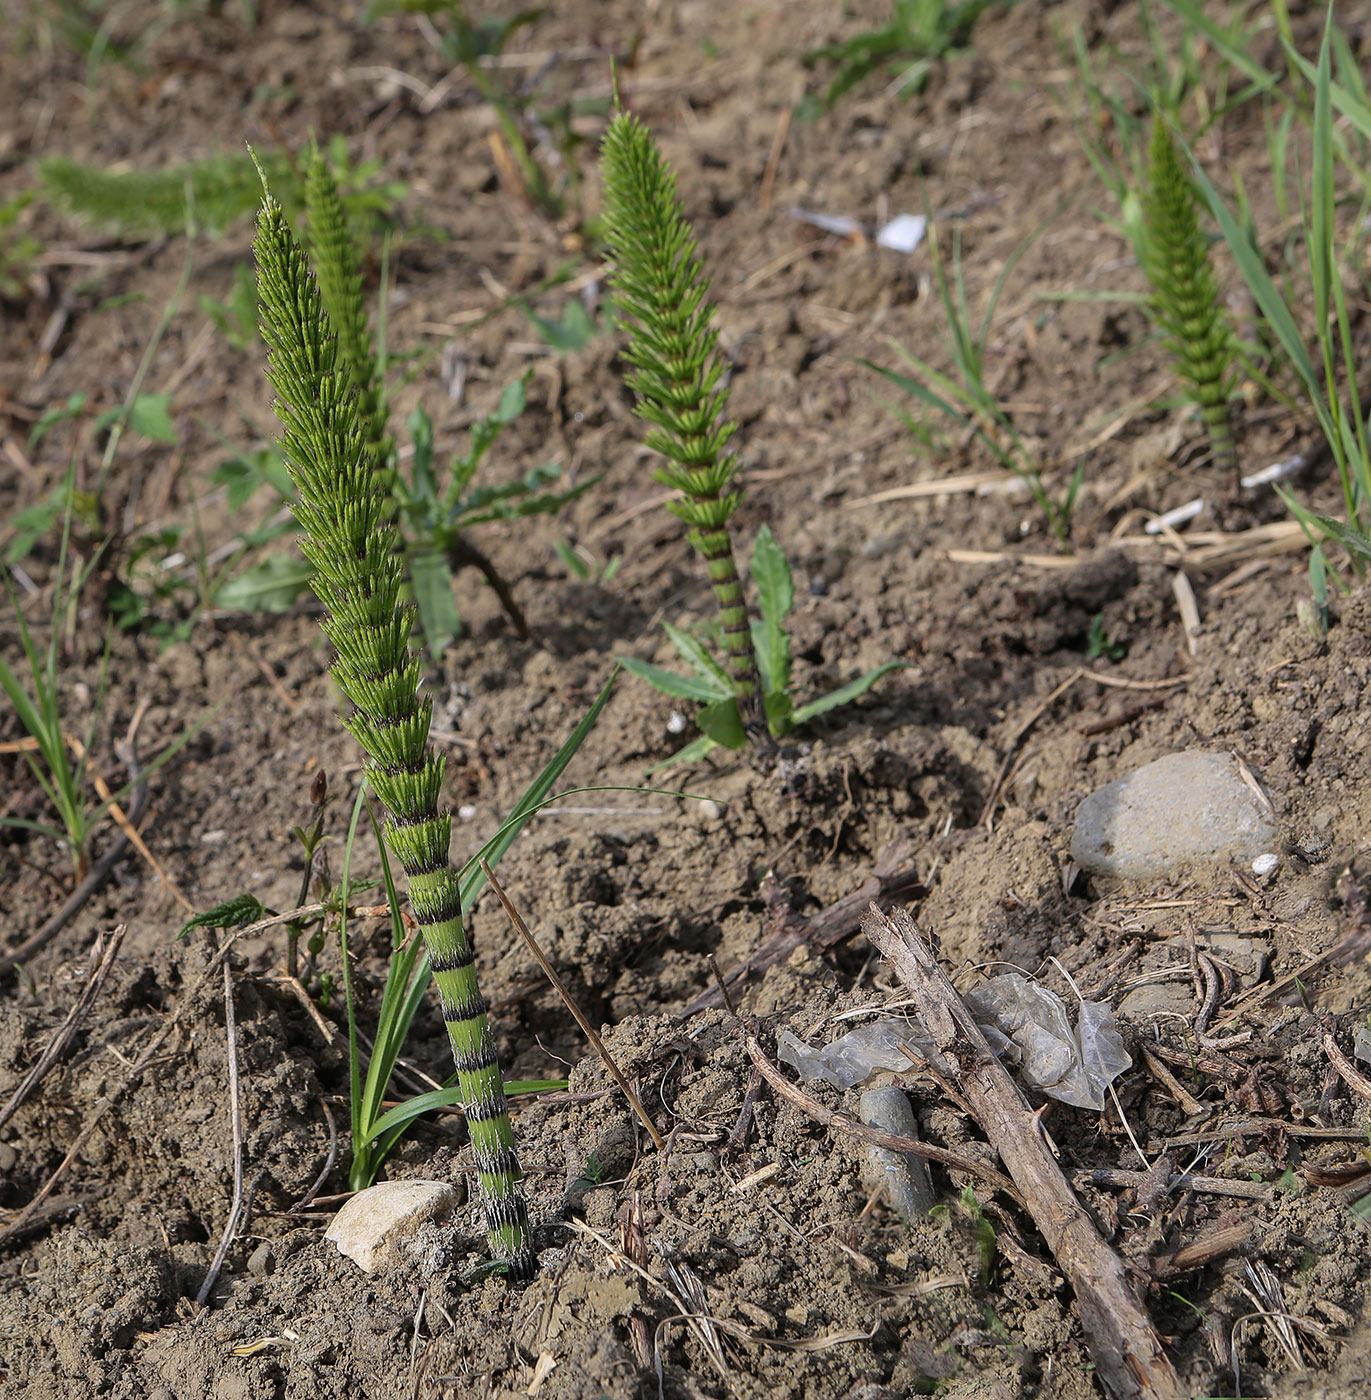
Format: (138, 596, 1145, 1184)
(366, 1080, 567, 1147)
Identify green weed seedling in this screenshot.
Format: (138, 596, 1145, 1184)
(867, 223, 1080, 547)
(2, 480, 201, 882)
(1188, 9, 1371, 586)
(226, 147, 594, 652)
(367, 0, 561, 218)
(1140, 115, 1238, 479)
(599, 107, 906, 763)
(0, 191, 41, 302)
(798, 0, 1007, 117)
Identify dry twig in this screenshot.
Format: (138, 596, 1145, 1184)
(862, 904, 1184, 1400)
(0, 925, 126, 1131)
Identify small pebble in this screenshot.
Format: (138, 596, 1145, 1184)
(667, 710, 687, 735)
(858, 1086, 936, 1220)
(1252, 853, 1279, 877)
(324, 1180, 458, 1275)
(1071, 750, 1279, 880)
(246, 1242, 274, 1277)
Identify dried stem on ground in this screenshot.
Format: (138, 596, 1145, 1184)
(683, 836, 922, 1015)
(0, 925, 126, 1131)
(861, 903, 1185, 1400)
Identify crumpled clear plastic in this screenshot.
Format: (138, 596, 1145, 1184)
(777, 975, 1130, 1110)
(966, 973, 1131, 1110)
(776, 1020, 932, 1091)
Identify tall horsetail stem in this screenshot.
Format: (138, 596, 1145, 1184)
(1141, 117, 1237, 478)
(599, 110, 768, 741)
(252, 186, 534, 1280)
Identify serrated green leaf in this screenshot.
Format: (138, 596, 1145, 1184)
(410, 546, 462, 657)
(749, 525, 793, 698)
(212, 554, 315, 613)
(619, 656, 722, 702)
(178, 893, 268, 940)
(662, 620, 734, 696)
(792, 660, 910, 727)
(127, 393, 178, 444)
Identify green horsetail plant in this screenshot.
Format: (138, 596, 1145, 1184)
(599, 108, 907, 762)
(252, 174, 534, 1280)
(305, 145, 393, 479)
(1140, 115, 1238, 479)
(225, 151, 593, 649)
(600, 109, 768, 747)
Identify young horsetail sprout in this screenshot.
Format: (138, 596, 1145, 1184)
(1140, 115, 1237, 479)
(599, 109, 769, 744)
(252, 172, 534, 1280)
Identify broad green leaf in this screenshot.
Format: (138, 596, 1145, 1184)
(619, 655, 723, 702)
(792, 660, 911, 727)
(409, 546, 462, 657)
(126, 393, 179, 444)
(697, 697, 747, 750)
(212, 553, 315, 612)
(662, 620, 734, 696)
(749, 525, 793, 699)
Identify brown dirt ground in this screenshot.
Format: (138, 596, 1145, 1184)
(4, 1, 1371, 1397)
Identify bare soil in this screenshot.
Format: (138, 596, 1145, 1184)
(3, 2, 1371, 1398)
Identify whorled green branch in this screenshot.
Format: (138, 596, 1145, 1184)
(599, 110, 767, 741)
(305, 147, 393, 479)
(253, 177, 534, 1280)
(1141, 117, 1237, 478)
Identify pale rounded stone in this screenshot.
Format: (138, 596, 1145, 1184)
(324, 1180, 459, 1275)
(1070, 750, 1279, 880)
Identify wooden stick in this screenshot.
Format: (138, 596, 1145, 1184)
(682, 836, 922, 1016)
(861, 904, 1184, 1400)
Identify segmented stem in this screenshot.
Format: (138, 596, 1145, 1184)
(691, 523, 765, 735)
(600, 110, 768, 740)
(253, 187, 533, 1280)
(1142, 117, 1237, 479)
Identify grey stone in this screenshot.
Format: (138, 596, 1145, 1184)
(1071, 750, 1278, 880)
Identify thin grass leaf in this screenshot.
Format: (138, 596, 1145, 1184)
(365, 1079, 568, 1144)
